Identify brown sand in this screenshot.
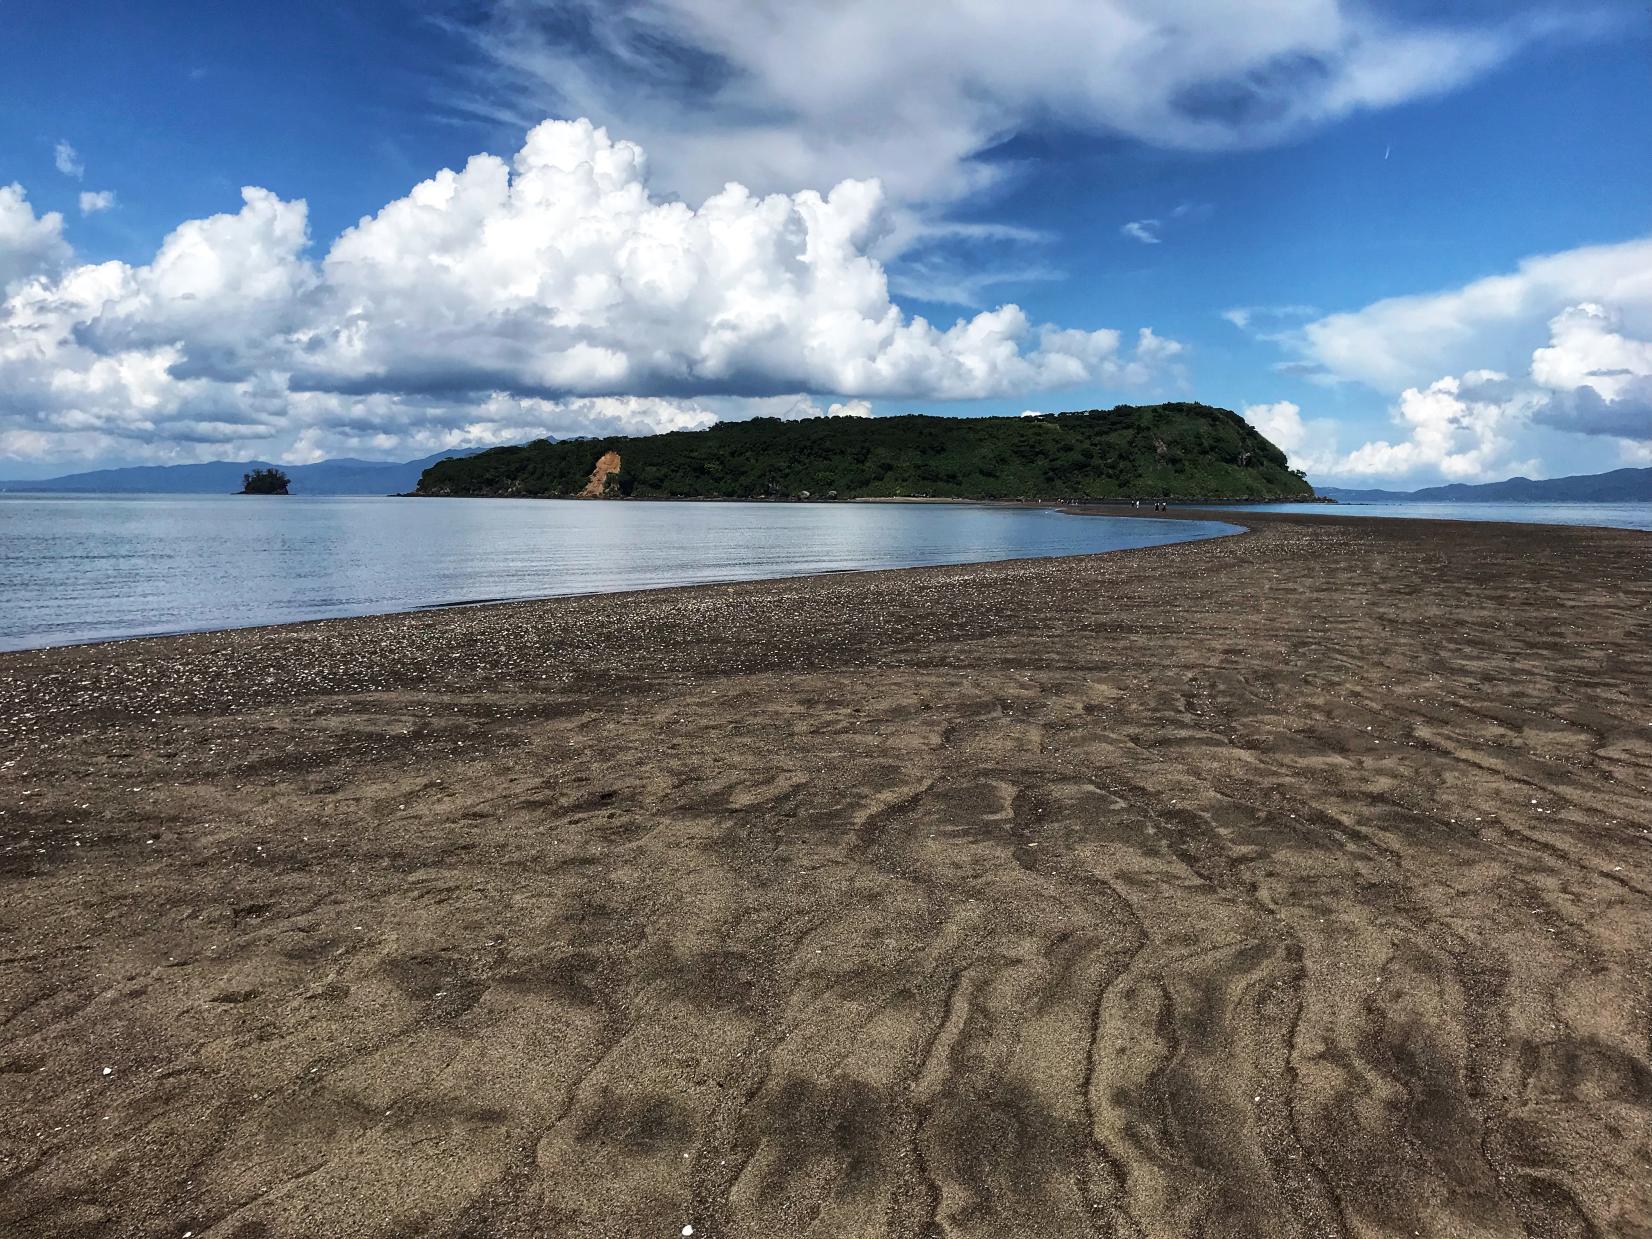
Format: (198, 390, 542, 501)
(1, 510, 1649, 1239)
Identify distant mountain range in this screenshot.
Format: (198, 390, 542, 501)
(12, 448, 1646, 504)
(1318, 467, 1652, 504)
(0, 449, 496, 495)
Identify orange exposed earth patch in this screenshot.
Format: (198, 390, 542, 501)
(579, 450, 622, 497)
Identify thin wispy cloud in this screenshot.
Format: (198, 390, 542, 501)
(887, 218, 1063, 307)
(1122, 202, 1211, 246)
(53, 141, 84, 180)
(889, 263, 1066, 310)
(445, 1, 1588, 209)
(1223, 304, 1321, 340)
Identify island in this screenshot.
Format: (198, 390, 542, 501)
(414, 402, 1315, 501)
(239, 467, 291, 495)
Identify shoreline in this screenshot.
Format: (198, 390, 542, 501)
(5, 496, 1645, 658)
(0, 505, 1245, 658)
(2, 512, 1649, 1237)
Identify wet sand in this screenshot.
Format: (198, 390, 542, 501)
(1, 510, 1649, 1239)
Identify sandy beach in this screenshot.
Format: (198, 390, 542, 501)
(1, 509, 1649, 1239)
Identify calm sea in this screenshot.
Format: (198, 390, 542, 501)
(1193, 501, 1652, 531)
(0, 494, 1238, 652)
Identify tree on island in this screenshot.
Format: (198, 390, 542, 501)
(241, 467, 291, 495)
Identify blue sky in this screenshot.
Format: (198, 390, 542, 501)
(1, 0, 1649, 483)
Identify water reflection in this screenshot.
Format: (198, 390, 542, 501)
(0, 495, 1238, 650)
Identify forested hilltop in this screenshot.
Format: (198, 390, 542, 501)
(415, 403, 1315, 501)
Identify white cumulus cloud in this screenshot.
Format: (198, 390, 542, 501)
(0, 184, 70, 289)
(75, 186, 317, 377)
(0, 120, 1181, 466)
(1295, 236, 1652, 394)
(822, 399, 872, 418)
(1243, 378, 1554, 484)
(1269, 234, 1652, 478)
(1335, 373, 1540, 481)
(296, 121, 1151, 402)
(1528, 303, 1652, 440)
(1241, 400, 1338, 474)
(78, 190, 116, 215)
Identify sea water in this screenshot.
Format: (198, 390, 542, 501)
(0, 494, 1238, 651)
(1191, 500, 1652, 531)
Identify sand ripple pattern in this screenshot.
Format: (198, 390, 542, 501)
(1, 511, 1649, 1238)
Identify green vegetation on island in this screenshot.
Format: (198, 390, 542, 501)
(415, 403, 1315, 501)
(240, 467, 291, 495)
